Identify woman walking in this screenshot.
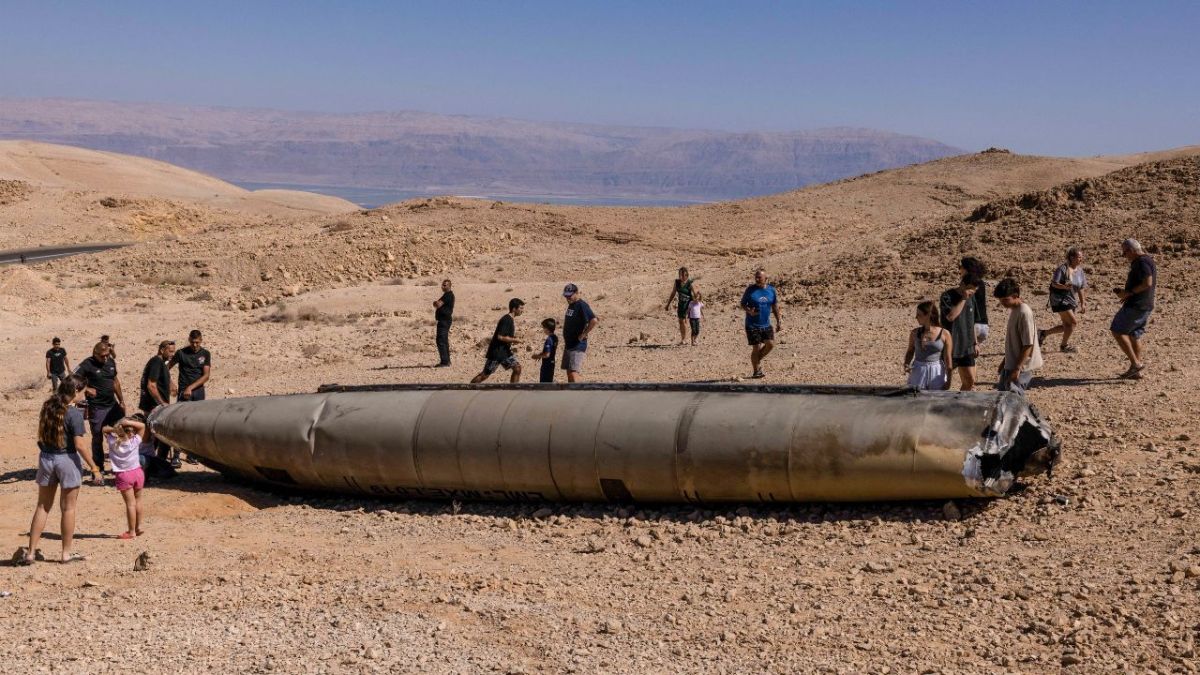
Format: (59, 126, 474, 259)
(665, 267, 698, 346)
(904, 301, 953, 391)
(19, 378, 95, 565)
(1040, 247, 1087, 353)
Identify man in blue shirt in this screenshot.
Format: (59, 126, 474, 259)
(740, 268, 782, 379)
(561, 283, 599, 383)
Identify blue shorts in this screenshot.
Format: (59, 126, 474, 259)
(1111, 306, 1151, 338)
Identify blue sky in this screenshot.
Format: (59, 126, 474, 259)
(1, 0, 1197, 155)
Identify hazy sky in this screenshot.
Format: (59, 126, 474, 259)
(2, 1, 1197, 155)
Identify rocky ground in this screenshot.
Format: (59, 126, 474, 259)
(0, 146, 1197, 673)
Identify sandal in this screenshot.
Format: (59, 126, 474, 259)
(60, 553, 86, 564)
(117, 532, 135, 540)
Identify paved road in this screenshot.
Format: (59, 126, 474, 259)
(0, 242, 129, 266)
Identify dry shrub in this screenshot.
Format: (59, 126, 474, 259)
(187, 290, 214, 302)
(300, 343, 321, 358)
(325, 220, 354, 233)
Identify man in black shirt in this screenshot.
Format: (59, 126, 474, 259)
(140, 340, 175, 412)
(939, 275, 981, 390)
(1110, 238, 1157, 379)
(77, 341, 124, 472)
(141, 340, 176, 462)
(171, 329, 212, 401)
(45, 337, 70, 393)
(433, 279, 455, 367)
(471, 298, 524, 384)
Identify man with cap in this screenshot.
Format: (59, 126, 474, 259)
(561, 283, 599, 383)
(1111, 238, 1156, 379)
(45, 337, 70, 393)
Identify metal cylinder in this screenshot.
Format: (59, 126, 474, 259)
(148, 383, 1058, 503)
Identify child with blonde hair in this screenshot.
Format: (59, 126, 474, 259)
(102, 417, 148, 539)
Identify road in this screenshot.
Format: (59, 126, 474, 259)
(0, 242, 129, 265)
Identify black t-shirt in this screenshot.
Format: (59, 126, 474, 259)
(435, 291, 455, 321)
(562, 300, 597, 350)
(939, 289, 976, 360)
(973, 282, 989, 325)
(140, 355, 171, 411)
(487, 314, 515, 360)
(46, 347, 68, 374)
(172, 347, 212, 389)
(78, 356, 118, 407)
(1124, 255, 1156, 311)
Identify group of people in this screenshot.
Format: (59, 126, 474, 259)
(19, 330, 213, 565)
(466, 283, 598, 385)
(904, 237, 1157, 394)
(437, 268, 790, 383)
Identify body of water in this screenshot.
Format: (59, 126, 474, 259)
(234, 181, 709, 209)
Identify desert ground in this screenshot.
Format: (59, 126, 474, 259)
(1, 141, 1198, 673)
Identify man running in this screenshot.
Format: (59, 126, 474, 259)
(994, 278, 1043, 395)
(77, 341, 124, 474)
(433, 279, 454, 367)
(740, 268, 782, 379)
(940, 274, 981, 390)
(471, 298, 524, 383)
(171, 330, 212, 401)
(665, 267, 698, 346)
(561, 284, 599, 383)
(45, 337, 70, 393)
(140, 340, 176, 462)
(1110, 238, 1156, 379)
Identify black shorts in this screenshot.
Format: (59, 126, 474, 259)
(746, 325, 775, 346)
(952, 355, 976, 369)
(1050, 302, 1076, 314)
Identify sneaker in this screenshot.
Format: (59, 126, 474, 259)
(750, 370, 765, 379)
(1060, 344, 1078, 353)
(170, 456, 182, 469)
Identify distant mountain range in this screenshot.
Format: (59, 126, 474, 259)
(0, 98, 963, 202)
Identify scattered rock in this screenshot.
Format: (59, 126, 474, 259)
(942, 501, 962, 521)
(134, 552, 153, 572)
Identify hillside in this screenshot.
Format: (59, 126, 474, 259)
(0, 98, 961, 201)
(0, 141, 356, 249)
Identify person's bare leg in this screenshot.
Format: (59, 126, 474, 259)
(959, 366, 976, 391)
(470, 372, 489, 384)
(678, 318, 688, 345)
(134, 488, 144, 535)
(758, 340, 775, 361)
(509, 365, 522, 384)
(1112, 331, 1140, 368)
(26, 485, 56, 559)
(59, 487, 79, 561)
(121, 488, 137, 536)
(567, 370, 579, 383)
(1131, 336, 1144, 365)
(1060, 311, 1077, 347)
(750, 345, 762, 374)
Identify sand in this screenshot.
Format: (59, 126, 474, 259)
(0, 143, 1197, 673)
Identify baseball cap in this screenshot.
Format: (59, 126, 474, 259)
(562, 283, 579, 297)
